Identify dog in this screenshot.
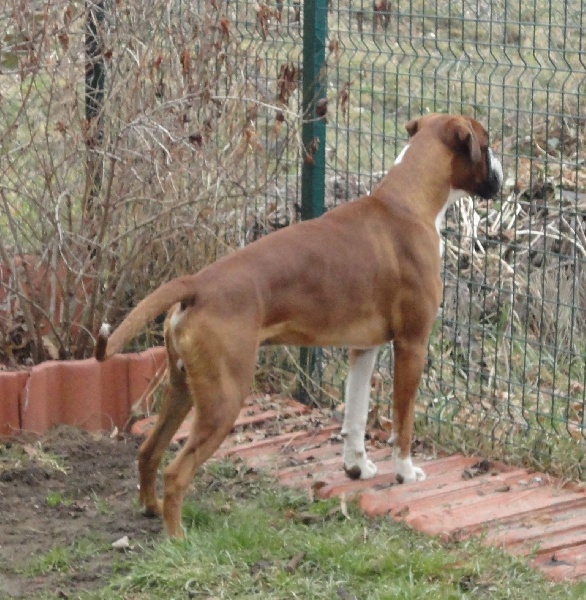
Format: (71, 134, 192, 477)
(95, 113, 503, 537)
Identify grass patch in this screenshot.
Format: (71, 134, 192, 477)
(90, 491, 113, 515)
(25, 546, 72, 576)
(45, 491, 72, 508)
(65, 461, 586, 600)
(0, 441, 68, 475)
(23, 533, 111, 578)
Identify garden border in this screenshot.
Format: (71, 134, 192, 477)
(0, 348, 166, 437)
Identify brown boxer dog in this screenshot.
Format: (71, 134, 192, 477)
(96, 113, 503, 537)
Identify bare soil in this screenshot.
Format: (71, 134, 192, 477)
(0, 427, 164, 599)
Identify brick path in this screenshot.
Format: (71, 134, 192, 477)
(133, 396, 586, 582)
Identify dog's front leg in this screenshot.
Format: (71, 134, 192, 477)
(391, 338, 427, 483)
(341, 347, 379, 480)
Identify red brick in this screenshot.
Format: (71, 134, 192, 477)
(0, 370, 28, 437)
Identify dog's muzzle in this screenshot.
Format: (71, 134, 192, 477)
(478, 148, 503, 200)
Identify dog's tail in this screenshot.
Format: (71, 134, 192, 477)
(95, 275, 197, 361)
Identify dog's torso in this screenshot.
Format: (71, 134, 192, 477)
(180, 194, 442, 350)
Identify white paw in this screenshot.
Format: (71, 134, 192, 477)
(394, 455, 426, 484)
(344, 456, 378, 480)
(405, 465, 426, 483)
(360, 459, 378, 479)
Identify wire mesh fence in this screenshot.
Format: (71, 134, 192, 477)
(1, 0, 585, 477)
(321, 0, 586, 477)
(228, 0, 586, 477)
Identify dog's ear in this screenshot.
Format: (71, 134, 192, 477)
(405, 118, 420, 138)
(447, 119, 482, 164)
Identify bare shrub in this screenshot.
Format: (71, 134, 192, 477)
(1, 0, 301, 365)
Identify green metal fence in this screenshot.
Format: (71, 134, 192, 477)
(223, 0, 586, 477)
(2, 0, 585, 477)
(320, 0, 586, 477)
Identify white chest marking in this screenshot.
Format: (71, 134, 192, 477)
(394, 143, 409, 165)
(436, 188, 468, 256)
(169, 306, 183, 332)
(435, 205, 448, 257)
(394, 144, 469, 259)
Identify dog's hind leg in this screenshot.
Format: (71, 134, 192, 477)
(137, 352, 193, 518)
(341, 347, 379, 480)
(161, 338, 257, 537)
(392, 338, 427, 484)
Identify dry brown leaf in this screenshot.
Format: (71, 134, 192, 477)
(308, 479, 327, 502)
(378, 416, 393, 433)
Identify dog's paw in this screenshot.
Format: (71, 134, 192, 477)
(344, 457, 378, 480)
(361, 459, 378, 479)
(394, 456, 426, 484)
(141, 499, 163, 518)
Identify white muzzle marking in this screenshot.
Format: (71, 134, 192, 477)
(488, 148, 503, 187)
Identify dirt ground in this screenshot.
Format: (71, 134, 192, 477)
(0, 426, 165, 599)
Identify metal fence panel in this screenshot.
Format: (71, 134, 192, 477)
(323, 0, 586, 477)
(2, 0, 585, 477)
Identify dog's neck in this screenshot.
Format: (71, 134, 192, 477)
(376, 140, 467, 255)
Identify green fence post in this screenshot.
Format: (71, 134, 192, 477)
(301, 0, 327, 220)
(298, 0, 328, 403)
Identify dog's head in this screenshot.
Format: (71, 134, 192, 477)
(406, 114, 503, 200)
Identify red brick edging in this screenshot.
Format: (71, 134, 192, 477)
(0, 347, 166, 437)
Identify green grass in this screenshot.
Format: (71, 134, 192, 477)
(23, 533, 111, 578)
(25, 546, 72, 576)
(30, 462, 584, 600)
(92, 492, 113, 515)
(45, 491, 72, 508)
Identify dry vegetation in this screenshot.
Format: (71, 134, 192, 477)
(1, 0, 585, 475)
(1, 0, 302, 365)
